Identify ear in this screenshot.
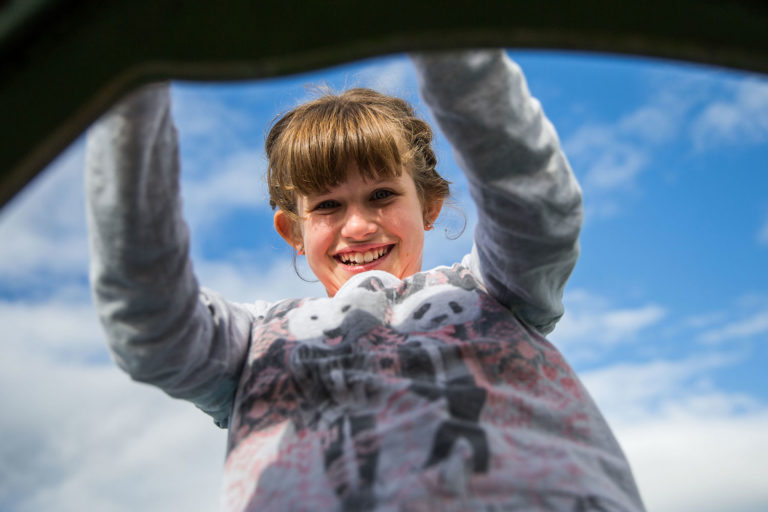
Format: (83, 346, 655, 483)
(274, 210, 303, 253)
(424, 198, 444, 229)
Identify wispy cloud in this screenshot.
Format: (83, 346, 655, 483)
(565, 125, 647, 194)
(680, 310, 730, 329)
(563, 82, 692, 198)
(691, 77, 768, 149)
(697, 307, 768, 344)
(563, 71, 768, 221)
(550, 289, 666, 360)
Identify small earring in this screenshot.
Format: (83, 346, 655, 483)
(297, 245, 305, 255)
(424, 221, 433, 231)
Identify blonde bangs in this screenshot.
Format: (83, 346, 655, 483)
(268, 96, 406, 214)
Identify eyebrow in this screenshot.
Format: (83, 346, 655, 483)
(311, 175, 401, 196)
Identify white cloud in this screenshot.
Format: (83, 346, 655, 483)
(581, 356, 768, 512)
(620, 410, 768, 512)
(0, 297, 227, 512)
(691, 77, 768, 149)
(619, 405, 768, 512)
(550, 289, 666, 360)
(581, 354, 738, 422)
(0, 141, 89, 286)
(0, 298, 103, 359)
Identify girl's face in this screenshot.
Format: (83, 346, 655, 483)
(275, 163, 441, 297)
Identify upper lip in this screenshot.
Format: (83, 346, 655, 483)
(333, 242, 393, 257)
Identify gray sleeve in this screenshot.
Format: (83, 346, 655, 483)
(85, 83, 265, 427)
(411, 50, 583, 335)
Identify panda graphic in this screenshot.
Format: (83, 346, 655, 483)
(284, 272, 490, 507)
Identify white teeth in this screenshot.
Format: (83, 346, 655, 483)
(339, 247, 389, 265)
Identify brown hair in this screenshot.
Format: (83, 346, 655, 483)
(265, 87, 449, 221)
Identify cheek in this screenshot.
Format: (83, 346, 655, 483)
(394, 209, 426, 256)
(302, 222, 333, 257)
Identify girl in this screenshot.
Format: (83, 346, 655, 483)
(86, 50, 645, 511)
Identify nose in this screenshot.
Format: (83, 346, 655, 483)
(340, 204, 377, 240)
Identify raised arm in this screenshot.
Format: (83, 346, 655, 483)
(411, 50, 582, 335)
(85, 84, 261, 427)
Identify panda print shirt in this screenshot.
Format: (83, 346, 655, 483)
(220, 266, 643, 511)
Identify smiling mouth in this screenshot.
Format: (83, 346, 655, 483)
(336, 245, 393, 266)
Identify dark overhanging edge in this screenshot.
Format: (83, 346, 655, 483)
(2, 21, 767, 210)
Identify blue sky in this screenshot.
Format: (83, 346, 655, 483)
(1, 50, 767, 511)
